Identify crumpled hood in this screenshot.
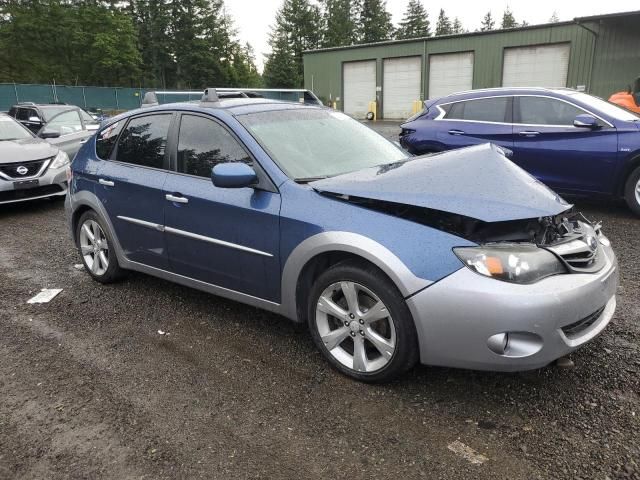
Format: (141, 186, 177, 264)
(0, 137, 58, 164)
(311, 143, 572, 222)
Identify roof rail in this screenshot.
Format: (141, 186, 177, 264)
(17, 101, 37, 106)
(141, 91, 159, 108)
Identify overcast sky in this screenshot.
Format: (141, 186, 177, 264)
(225, 0, 638, 72)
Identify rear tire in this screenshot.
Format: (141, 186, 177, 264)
(76, 210, 123, 283)
(624, 166, 640, 216)
(307, 260, 419, 383)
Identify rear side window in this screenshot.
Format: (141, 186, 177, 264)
(96, 121, 124, 159)
(177, 114, 251, 178)
(115, 114, 171, 169)
(444, 97, 510, 123)
(516, 96, 585, 125)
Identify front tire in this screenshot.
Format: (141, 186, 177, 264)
(307, 260, 419, 383)
(624, 166, 640, 216)
(76, 210, 123, 283)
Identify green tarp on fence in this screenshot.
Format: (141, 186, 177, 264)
(0, 83, 147, 112)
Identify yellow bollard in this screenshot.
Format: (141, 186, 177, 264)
(367, 101, 377, 121)
(411, 100, 423, 115)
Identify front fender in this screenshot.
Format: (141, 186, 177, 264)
(279, 231, 432, 321)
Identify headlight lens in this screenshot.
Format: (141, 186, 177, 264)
(50, 150, 70, 169)
(453, 245, 566, 284)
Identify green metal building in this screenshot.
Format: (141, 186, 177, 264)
(303, 10, 640, 119)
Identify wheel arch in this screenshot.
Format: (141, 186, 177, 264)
(617, 152, 640, 197)
(280, 232, 431, 322)
(68, 191, 127, 265)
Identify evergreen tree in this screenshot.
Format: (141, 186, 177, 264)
(549, 11, 560, 23)
(480, 11, 495, 31)
(263, 29, 300, 88)
(434, 9, 452, 36)
(0, 0, 141, 86)
(501, 7, 517, 29)
(451, 17, 464, 34)
(263, 0, 322, 87)
(322, 0, 358, 47)
(358, 0, 394, 43)
(396, 0, 430, 40)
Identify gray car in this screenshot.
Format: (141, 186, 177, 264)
(0, 113, 69, 204)
(9, 103, 100, 160)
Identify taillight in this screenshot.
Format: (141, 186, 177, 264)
(400, 128, 415, 137)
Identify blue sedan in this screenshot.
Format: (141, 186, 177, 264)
(66, 90, 618, 382)
(399, 88, 640, 216)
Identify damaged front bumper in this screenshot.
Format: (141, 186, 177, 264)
(407, 242, 618, 371)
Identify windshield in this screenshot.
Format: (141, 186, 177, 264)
(239, 109, 407, 180)
(41, 106, 75, 122)
(0, 115, 33, 140)
(569, 92, 640, 121)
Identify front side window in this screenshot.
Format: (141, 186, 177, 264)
(16, 108, 32, 121)
(44, 110, 83, 136)
(115, 114, 171, 168)
(177, 115, 251, 178)
(444, 97, 510, 123)
(96, 121, 124, 159)
(517, 97, 584, 125)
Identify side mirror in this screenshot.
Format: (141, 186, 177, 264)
(39, 128, 61, 139)
(28, 116, 42, 123)
(211, 162, 258, 189)
(574, 114, 600, 129)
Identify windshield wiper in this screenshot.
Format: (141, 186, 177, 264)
(295, 176, 329, 183)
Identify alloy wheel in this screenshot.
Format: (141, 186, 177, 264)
(79, 219, 109, 276)
(315, 281, 396, 373)
(636, 177, 640, 207)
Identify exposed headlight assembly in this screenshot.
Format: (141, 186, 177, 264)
(50, 150, 70, 169)
(453, 245, 566, 284)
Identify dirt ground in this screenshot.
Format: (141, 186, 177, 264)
(0, 125, 639, 479)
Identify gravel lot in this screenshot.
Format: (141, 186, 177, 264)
(0, 122, 638, 479)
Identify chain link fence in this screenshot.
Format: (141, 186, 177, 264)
(0, 83, 149, 112)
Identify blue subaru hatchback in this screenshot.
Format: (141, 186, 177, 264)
(66, 89, 618, 382)
(399, 88, 640, 215)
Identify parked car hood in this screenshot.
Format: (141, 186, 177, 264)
(0, 137, 58, 164)
(310, 143, 572, 222)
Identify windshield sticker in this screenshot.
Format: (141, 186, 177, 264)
(100, 122, 119, 139)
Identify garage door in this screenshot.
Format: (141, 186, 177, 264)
(428, 52, 474, 99)
(502, 44, 571, 88)
(383, 56, 422, 119)
(343, 60, 376, 119)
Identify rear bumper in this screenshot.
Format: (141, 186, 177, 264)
(0, 165, 67, 204)
(408, 243, 618, 371)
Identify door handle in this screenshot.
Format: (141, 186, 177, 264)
(165, 193, 188, 204)
(448, 129, 465, 136)
(98, 178, 114, 187)
(518, 131, 540, 137)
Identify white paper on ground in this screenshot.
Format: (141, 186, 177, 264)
(27, 289, 63, 304)
(447, 440, 489, 464)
